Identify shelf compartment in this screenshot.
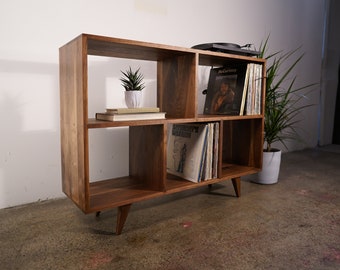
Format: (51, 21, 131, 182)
(85, 33, 198, 119)
(158, 54, 197, 118)
(87, 124, 166, 212)
(222, 119, 264, 169)
(129, 125, 166, 191)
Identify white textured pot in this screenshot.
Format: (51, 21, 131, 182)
(125, 90, 142, 108)
(254, 149, 281, 184)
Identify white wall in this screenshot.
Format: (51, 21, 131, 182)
(0, 0, 326, 208)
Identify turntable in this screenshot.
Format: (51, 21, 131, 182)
(192, 42, 260, 56)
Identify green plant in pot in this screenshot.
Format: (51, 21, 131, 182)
(254, 37, 315, 184)
(120, 66, 145, 108)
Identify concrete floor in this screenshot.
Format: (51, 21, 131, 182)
(1, 147, 340, 270)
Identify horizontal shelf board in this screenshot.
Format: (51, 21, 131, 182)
(84, 34, 267, 63)
(164, 164, 258, 193)
(221, 163, 260, 178)
(89, 177, 164, 212)
(198, 51, 266, 67)
(65, 34, 267, 64)
(85, 34, 195, 61)
(164, 174, 229, 194)
(165, 118, 198, 124)
(197, 114, 263, 121)
(87, 115, 262, 128)
(87, 163, 258, 212)
(87, 118, 168, 128)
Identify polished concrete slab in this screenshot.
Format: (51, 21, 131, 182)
(1, 147, 340, 269)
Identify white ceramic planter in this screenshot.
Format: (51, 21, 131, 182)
(254, 149, 281, 184)
(125, 90, 142, 108)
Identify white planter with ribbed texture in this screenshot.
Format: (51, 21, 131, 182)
(254, 149, 281, 184)
(125, 90, 142, 108)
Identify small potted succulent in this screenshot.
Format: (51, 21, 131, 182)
(120, 67, 145, 108)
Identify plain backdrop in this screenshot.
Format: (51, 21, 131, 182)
(0, 0, 335, 208)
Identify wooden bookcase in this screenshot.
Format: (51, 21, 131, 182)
(59, 34, 266, 234)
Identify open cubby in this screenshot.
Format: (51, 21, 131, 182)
(60, 34, 266, 234)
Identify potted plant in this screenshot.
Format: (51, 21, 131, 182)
(254, 37, 315, 184)
(120, 66, 145, 108)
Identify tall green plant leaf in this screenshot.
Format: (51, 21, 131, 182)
(259, 36, 316, 152)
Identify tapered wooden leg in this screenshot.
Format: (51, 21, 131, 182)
(231, 177, 241, 197)
(116, 204, 131, 235)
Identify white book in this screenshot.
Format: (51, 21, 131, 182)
(106, 107, 160, 114)
(255, 64, 263, 115)
(203, 123, 214, 181)
(96, 112, 166, 121)
(240, 63, 251, 115)
(246, 63, 255, 115)
(212, 122, 219, 179)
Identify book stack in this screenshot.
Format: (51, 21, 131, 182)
(95, 107, 166, 121)
(203, 63, 263, 116)
(167, 122, 219, 183)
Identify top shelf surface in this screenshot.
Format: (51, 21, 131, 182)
(64, 33, 265, 65)
(86, 33, 194, 61)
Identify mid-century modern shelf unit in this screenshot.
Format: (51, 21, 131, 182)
(59, 34, 266, 235)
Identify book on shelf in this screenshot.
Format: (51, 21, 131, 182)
(244, 63, 263, 115)
(239, 64, 251, 115)
(95, 111, 166, 121)
(204, 64, 248, 115)
(167, 123, 208, 182)
(212, 122, 219, 178)
(202, 123, 213, 180)
(202, 123, 211, 180)
(167, 122, 219, 183)
(106, 107, 160, 114)
(202, 122, 219, 180)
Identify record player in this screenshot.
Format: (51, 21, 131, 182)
(192, 42, 260, 56)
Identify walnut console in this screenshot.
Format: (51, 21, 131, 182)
(59, 34, 265, 234)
